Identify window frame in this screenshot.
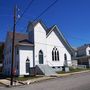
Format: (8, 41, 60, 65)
(52, 47, 59, 61)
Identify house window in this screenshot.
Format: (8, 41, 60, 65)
(52, 47, 59, 61)
(26, 58, 30, 73)
(64, 54, 67, 60)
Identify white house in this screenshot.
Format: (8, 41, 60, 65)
(3, 20, 73, 76)
(73, 44, 90, 68)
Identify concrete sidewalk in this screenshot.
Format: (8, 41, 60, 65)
(0, 79, 23, 87)
(21, 76, 55, 85)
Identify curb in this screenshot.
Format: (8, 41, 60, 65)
(21, 77, 56, 85)
(57, 70, 90, 77)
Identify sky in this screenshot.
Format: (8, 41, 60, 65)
(0, 0, 90, 47)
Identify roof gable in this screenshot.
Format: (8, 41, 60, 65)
(6, 32, 33, 46)
(46, 25, 73, 54)
(77, 44, 90, 51)
(8, 32, 28, 41)
(27, 20, 47, 32)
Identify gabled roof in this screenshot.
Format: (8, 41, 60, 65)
(8, 32, 28, 41)
(27, 20, 48, 32)
(46, 25, 74, 54)
(6, 20, 74, 52)
(46, 25, 55, 35)
(18, 39, 34, 46)
(77, 44, 90, 51)
(7, 32, 33, 46)
(27, 20, 74, 54)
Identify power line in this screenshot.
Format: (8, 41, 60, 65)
(16, 0, 34, 24)
(18, 0, 58, 32)
(10, 0, 89, 43)
(63, 31, 89, 42)
(18, 24, 89, 43)
(17, 0, 58, 30)
(8, 0, 34, 32)
(33, 0, 58, 21)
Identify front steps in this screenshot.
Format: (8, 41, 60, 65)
(36, 65, 57, 76)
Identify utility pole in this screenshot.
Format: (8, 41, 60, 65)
(10, 6, 17, 86)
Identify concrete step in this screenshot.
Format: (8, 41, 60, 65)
(36, 65, 57, 76)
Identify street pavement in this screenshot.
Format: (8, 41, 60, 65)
(1, 72, 90, 90)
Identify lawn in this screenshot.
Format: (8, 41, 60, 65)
(15, 75, 43, 81)
(56, 67, 90, 74)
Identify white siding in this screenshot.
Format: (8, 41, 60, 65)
(34, 23, 47, 65)
(46, 30, 71, 66)
(86, 46, 90, 56)
(19, 46, 33, 75)
(33, 23, 71, 67)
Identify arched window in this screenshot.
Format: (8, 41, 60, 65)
(26, 58, 30, 73)
(52, 50, 54, 61)
(39, 50, 43, 64)
(55, 50, 57, 61)
(64, 54, 67, 66)
(64, 54, 67, 60)
(57, 51, 59, 61)
(52, 47, 59, 61)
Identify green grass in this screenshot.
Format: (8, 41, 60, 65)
(15, 76, 43, 81)
(57, 67, 90, 74)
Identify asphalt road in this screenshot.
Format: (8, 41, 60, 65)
(1, 72, 90, 90)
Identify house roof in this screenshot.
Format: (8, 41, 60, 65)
(7, 20, 74, 53)
(17, 39, 34, 46)
(77, 44, 90, 51)
(27, 20, 74, 54)
(27, 20, 48, 32)
(46, 25, 74, 54)
(46, 25, 55, 35)
(8, 32, 28, 41)
(8, 32, 33, 46)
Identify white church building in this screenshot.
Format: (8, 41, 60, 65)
(3, 20, 73, 76)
